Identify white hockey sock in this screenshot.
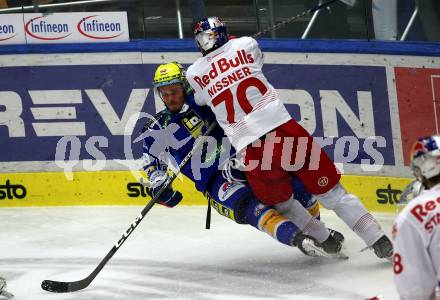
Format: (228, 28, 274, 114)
(318, 184, 384, 246)
(275, 197, 330, 243)
(351, 211, 384, 246)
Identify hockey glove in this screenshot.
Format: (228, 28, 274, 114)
(148, 170, 183, 207)
(154, 188, 183, 207)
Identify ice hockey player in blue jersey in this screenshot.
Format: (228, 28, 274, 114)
(141, 62, 345, 257)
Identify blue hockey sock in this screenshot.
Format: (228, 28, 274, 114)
(243, 197, 300, 246)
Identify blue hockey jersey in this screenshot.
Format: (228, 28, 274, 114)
(142, 93, 233, 193)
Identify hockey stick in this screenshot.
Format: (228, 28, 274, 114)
(41, 121, 217, 293)
(253, 0, 344, 39)
(41, 0, 348, 292)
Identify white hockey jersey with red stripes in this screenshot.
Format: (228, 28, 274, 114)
(186, 36, 291, 152)
(393, 183, 440, 300)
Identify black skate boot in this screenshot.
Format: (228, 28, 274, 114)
(292, 232, 316, 256)
(292, 232, 347, 259)
(371, 235, 393, 259)
(320, 232, 343, 254)
(328, 228, 345, 244)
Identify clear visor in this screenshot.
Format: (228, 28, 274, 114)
(153, 88, 166, 111)
(157, 84, 184, 100)
(411, 152, 440, 180)
(153, 83, 185, 111)
(195, 30, 217, 51)
(411, 156, 426, 178)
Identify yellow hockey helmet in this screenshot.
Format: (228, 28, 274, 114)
(153, 62, 189, 90)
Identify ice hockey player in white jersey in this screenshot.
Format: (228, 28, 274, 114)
(186, 16, 392, 259)
(393, 135, 440, 300)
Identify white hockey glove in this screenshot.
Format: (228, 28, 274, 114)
(148, 170, 183, 207)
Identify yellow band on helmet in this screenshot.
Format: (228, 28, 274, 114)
(153, 62, 186, 88)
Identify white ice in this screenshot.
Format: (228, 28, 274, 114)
(0, 206, 399, 299)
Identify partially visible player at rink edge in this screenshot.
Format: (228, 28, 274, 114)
(393, 136, 440, 300)
(142, 61, 346, 257)
(186, 16, 393, 259)
(0, 277, 13, 299)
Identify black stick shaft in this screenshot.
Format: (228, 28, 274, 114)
(42, 121, 217, 293)
(253, 0, 339, 39)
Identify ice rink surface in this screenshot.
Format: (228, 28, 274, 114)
(0, 206, 399, 300)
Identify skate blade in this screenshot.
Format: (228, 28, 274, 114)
(302, 239, 349, 260)
(360, 246, 393, 262)
(0, 290, 14, 299)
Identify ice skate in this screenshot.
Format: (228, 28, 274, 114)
(329, 228, 345, 244)
(293, 232, 348, 259)
(371, 235, 393, 260)
(0, 278, 14, 299)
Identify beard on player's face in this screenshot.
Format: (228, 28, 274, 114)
(159, 84, 186, 114)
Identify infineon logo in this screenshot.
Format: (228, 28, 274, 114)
(7, 12, 128, 44)
(25, 16, 71, 40)
(0, 23, 16, 41)
(77, 15, 123, 40)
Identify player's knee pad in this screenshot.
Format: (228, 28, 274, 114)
(204, 174, 252, 224)
(244, 197, 299, 246)
(292, 177, 320, 219)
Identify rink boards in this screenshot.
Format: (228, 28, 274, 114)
(0, 171, 411, 213)
(0, 40, 438, 211)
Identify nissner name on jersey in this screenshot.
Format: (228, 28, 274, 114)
(193, 49, 254, 97)
(411, 197, 440, 233)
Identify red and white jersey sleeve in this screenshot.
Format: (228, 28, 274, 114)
(393, 184, 440, 300)
(186, 36, 291, 152)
